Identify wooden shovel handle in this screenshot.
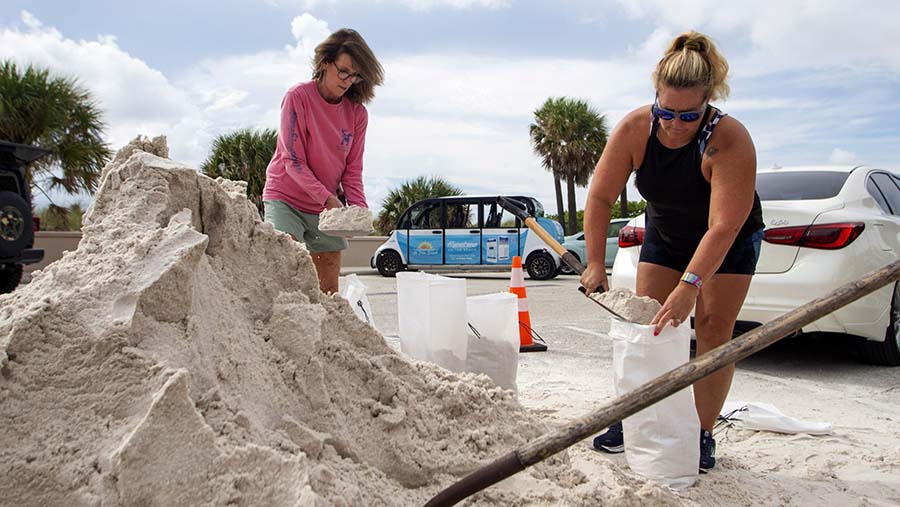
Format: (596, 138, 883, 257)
(522, 216, 567, 256)
(425, 258, 900, 507)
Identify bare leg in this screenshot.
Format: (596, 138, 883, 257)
(637, 263, 752, 431)
(635, 261, 681, 306)
(311, 251, 342, 294)
(693, 273, 752, 430)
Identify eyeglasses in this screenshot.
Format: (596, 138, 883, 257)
(651, 95, 707, 122)
(332, 63, 363, 84)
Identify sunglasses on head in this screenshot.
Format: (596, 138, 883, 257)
(651, 95, 707, 122)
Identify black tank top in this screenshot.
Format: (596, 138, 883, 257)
(634, 106, 764, 252)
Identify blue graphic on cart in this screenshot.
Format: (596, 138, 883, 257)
(482, 234, 519, 264)
(445, 235, 481, 264)
(409, 235, 442, 264)
(396, 231, 409, 254)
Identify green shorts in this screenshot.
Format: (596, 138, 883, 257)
(263, 200, 348, 253)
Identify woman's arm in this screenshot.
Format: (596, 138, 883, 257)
(340, 107, 369, 208)
(279, 92, 332, 206)
(688, 117, 757, 280)
(581, 109, 646, 293)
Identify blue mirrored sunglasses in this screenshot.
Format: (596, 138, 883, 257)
(652, 97, 706, 122)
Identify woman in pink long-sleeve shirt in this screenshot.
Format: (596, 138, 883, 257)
(263, 28, 383, 294)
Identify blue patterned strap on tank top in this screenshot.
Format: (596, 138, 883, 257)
(697, 106, 727, 156)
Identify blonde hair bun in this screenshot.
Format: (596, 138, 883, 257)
(653, 31, 730, 101)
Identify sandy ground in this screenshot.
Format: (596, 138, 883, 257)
(9, 147, 897, 505)
(359, 270, 900, 506)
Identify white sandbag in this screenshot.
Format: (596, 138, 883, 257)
(720, 401, 833, 435)
(612, 319, 699, 490)
(397, 272, 468, 372)
(338, 274, 376, 329)
(465, 292, 519, 392)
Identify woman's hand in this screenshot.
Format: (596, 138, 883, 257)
(651, 283, 699, 335)
(324, 195, 344, 210)
(579, 262, 609, 295)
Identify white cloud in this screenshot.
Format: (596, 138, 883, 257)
(290, 12, 331, 52)
(272, 0, 509, 10)
(399, 0, 511, 8)
(6, 9, 646, 213)
(615, 0, 900, 75)
(1, 10, 333, 171)
(829, 148, 857, 165)
(1, 10, 206, 164)
(8, 5, 900, 215)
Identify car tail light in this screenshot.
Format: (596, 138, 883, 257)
(764, 222, 864, 250)
(32, 216, 41, 232)
(619, 225, 645, 247)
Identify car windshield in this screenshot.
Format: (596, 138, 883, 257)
(530, 198, 545, 217)
(756, 171, 850, 200)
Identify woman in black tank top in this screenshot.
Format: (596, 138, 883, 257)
(581, 31, 763, 470)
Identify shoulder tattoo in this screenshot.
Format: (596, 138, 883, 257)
(704, 146, 720, 159)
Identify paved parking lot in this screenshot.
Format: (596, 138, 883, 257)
(343, 268, 900, 505)
(344, 267, 900, 423)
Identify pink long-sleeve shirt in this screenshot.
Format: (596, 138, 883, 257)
(263, 80, 368, 214)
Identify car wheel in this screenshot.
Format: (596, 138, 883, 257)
(0, 191, 32, 258)
(0, 264, 23, 294)
(558, 251, 580, 275)
(857, 282, 900, 366)
(526, 251, 556, 280)
(376, 250, 405, 278)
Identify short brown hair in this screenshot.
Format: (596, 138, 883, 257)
(653, 31, 730, 101)
(312, 28, 384, 104)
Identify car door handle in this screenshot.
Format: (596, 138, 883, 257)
(432, 230, 443, 234)
(507, 229, 517, 233)
(469, 230, 480, 234)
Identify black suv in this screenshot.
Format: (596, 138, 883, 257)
(0, 141, 50, 294)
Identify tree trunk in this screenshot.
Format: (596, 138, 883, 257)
(566, 175, 578, 234)
(619, 184, 628, 218)
(554, 170, 566, 235)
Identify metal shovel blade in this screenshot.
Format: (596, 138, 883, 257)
(577, 286, 634, 323)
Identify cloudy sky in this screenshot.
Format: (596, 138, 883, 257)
(4, 0, 900, 216)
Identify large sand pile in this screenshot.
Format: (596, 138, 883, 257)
(0, 138, 685, 506)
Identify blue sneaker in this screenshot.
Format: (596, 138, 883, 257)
(699, 429, 716, 471)
(592, 422, 624, 453)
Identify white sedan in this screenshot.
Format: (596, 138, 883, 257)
(610, 165, 900, 366)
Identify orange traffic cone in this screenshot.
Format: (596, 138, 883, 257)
(509, 256, 548, 352)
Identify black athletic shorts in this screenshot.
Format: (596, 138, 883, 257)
(639, 224, 764, 275)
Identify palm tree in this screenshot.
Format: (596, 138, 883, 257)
(530, 97, 608, 234)
(375, 176, 463, 234)
(37, 202, 85, 231)
(530, 99, 567, 233)
(0, 60, 111, 202)
(200, 128, 277, 216)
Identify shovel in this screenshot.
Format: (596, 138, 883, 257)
(425, 258, 900, 506)
(496, 196, 634, 323)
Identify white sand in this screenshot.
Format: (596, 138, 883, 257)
(0, 139, 691, 506)
(521, 357, 900, 506)
(319, 205, 374, 237)
(8, 138, 898, 506)
(512, 303, 900, 506)
(592, 287, 662, 324)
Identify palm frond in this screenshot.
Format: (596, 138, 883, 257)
(529, 96, 610, 233)
(0, 60, 111, 197)
(200, 127, 278, 216)
(374, 175, 463, 234)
